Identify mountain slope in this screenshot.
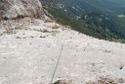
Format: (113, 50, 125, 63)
(0, 19, 125, 84)
(41, 0, 125, 43)
(42, 0, 125, 16)
(0, 0, 125, 84)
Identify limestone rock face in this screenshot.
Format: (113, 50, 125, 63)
(0, 0, 44, 21)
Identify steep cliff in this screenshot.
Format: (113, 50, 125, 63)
(0, 0, 44, 21)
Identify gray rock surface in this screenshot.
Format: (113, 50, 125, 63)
(0, 19, 125, 84)
(0, 0, 44, 21)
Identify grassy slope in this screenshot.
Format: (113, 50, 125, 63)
(43, 6, 125, 43)
(44, 7, 106, 38)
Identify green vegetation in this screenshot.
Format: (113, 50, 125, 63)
(41, 0, 125, 43)
(80, 12, 125, 42)
(53, 81, 59, 84)
(43, 6, 105, 39)
(118, 14, 125, 18)
(52, 25, 59, 29)
(43, 6, 125, 43)
(45, 19, 54, 23)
